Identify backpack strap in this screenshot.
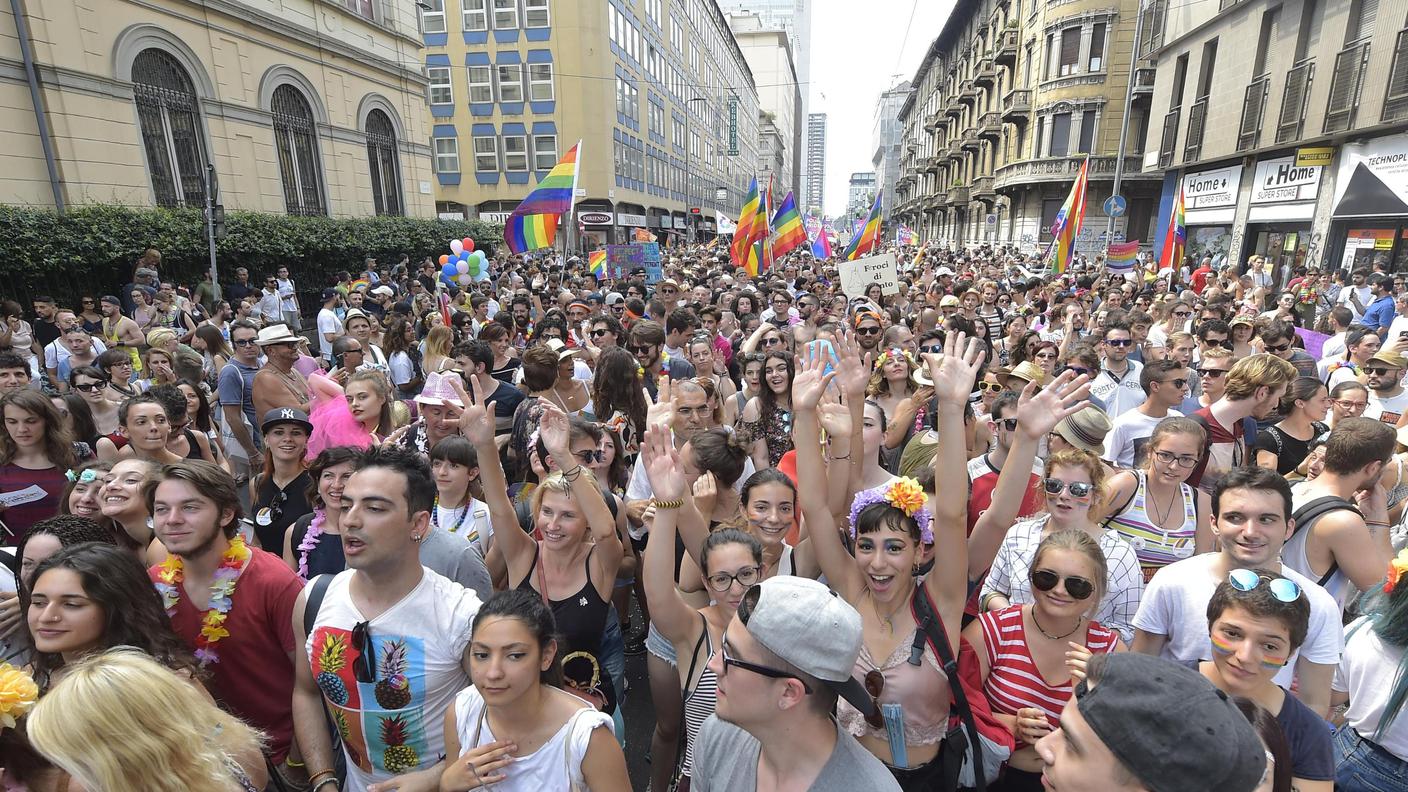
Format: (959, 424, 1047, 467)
(303, 573, 334, 637)
(911, 584, 987, 792)
(1289, 495, 1360, 587)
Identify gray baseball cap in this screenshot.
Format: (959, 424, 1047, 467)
(740, 576, 874, 718)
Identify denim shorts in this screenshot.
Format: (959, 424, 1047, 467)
(1335, 723, 1408, 792)
(646, 620, 678, 667)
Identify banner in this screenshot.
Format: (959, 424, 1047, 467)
(604, 245, 643, 279)
(839, 252, 899, 299)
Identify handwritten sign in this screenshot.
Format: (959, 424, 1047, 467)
(638, 242, 663, 284)
(839, 252, 900, 299)
(604, 245, 643, 279)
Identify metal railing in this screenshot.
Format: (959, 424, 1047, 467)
(1275, 59, 1314, 143)
(1386, 30, 1408, 123)
(1324, 41, 1370, 133)
(1238, 75, 1270, 152)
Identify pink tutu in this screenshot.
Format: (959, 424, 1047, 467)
(306, 372, 372, 461)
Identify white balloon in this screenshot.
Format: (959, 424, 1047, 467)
(456, 261, 469, 274)
(450, 239, 465, 255)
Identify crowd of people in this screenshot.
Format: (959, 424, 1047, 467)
(0, 240, 1403, 792)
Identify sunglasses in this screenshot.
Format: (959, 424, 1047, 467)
(73, 381, 106, 393)
(979, 381, 1004, 393)
(233, 338, 259, 347)
(719, 640, 812, 692)
(1366, 366, 1398, 376)
(855, 326, 881, 336)
(998, 418, 1018, 431)
(591, 328, 612, 337)
(1202, 338, 1233, 349)
(1228, 568, 1302, 602)
(351, 621, 377, 684)
(1030, 569, 1095, 600)
(863, 669, 887, 728)
(705, 565, 761, 593)
(1035, 351, 1058, 360)
(1152, 449, 1199, 469)
(1104, 338, 1132, 347)
(1159, 378, 1189, 390)
(1264, 343, 1291, 353)
(761, 336, 783, 347)
(1173, 310, 1192, 318)
(627, 345, 655, 357)
(1042, 478, 1093, 499)
(575, 449, 606, 465)
(1197, 367, 1229, 378)
(1061, 365, 1090, 377)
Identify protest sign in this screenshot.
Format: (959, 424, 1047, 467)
(638, 242, 663, 283)
(604, 245, 643, 279)
(839, 252, 900, 298)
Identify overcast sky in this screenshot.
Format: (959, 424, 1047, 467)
(810, 0, 956, 219)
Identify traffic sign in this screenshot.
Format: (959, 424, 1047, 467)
(1103, 194, 1127, 218)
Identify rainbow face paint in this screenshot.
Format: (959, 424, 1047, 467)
(1209, 634, 1236, 656)
(1260, 654, 1289, 670)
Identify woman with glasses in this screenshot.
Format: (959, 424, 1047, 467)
(1103, 418, 1214, 583)
(96, 348, 138, 398)
(78, 295, 103, 333)
(964, 530, 1122, 791)
(1255, 378, 1330, 477)
(1199, 571, 1332, 792)
(250, 408, 311, 552)
(1029, 340, 1060, 378)
(1328, 381, 1370, 428)
(739, 350, 795, 469)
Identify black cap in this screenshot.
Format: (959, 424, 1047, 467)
(261, 407, 312, 434)
(321, 288, 339, 302)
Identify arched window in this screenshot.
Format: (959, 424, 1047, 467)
(366, 109, 403, 216)
(132, 48, 208, 208)
(272, 85, 327, 216)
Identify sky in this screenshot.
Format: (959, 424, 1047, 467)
(809, 0, 956, 219)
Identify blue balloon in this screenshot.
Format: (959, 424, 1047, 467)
(441, 262, 457, 277)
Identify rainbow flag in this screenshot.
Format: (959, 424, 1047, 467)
(842, 194, 883, 260)
(349, 277, 371, 291)
(807, 213, 832, 258)
(1106, 240, 1140, 272)
(1050, 157, 1089, 274)
(730, 178, 763, 269)
(1159, 184, 1186, 272)
(504, 141, 582, 254)
(588, 249, 606, 277)
(771, 192, 806, 256)
(745, 178, 774, 275)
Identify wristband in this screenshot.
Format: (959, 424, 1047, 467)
(308, 770, 337, 789)
(312, 780, 339, 792)
(653, 497, 685, 510)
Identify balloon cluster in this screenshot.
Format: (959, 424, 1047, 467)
(439, 238, 490, 286)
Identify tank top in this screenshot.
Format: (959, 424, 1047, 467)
(1283, 496, 1356, 611)
(514, 545, 617, 713)
(181, 428, 204, 460)
(289, 513, 347, 579)
(835, 628, 951, 748)
(680, 613, 718, 779)
(452, 685, 611, 792)
(1105, 471, 1198, 582)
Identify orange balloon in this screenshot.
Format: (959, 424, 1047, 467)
(438, 254, 450, 265)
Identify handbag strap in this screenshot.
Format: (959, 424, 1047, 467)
(911, 583, 987, 792)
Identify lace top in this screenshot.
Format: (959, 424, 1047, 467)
(741, 405, 794, 467)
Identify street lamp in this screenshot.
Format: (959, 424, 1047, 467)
(685, 96, 707, 243)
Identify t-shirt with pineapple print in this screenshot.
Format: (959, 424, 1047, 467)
(307, 567, 482, 791)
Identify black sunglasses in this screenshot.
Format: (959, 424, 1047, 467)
(855, 326, 881, 335)
(1196, 367, 1229, 378)
(1061, 365, 1090, 377)
(1202, 338, 1233, 349)
(591, 328, 612, 337)
(575, 449, 606, 465)
(1030, 569, 1095, 600)
(1159, 378, 1189, 389)
(233, 338, 258, 347)
(73, 381, 106, 393)
(1104, 338, 1133, 347)
(351, 621, 377, 684)
(919, 344, 942, 354)
(1264, 343, 1291, 353)
(1366, 366, 1397, 376)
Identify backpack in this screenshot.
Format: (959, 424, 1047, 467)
(1288, 495, 1361, 587)
(1187, 412, 1260, 488)
(910, 583, 1014, 791)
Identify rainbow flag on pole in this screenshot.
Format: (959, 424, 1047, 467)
(1050, 157, 1089, 274)
(842, 194, 883, 260)
(771, 192, 806, 256)
(1106, 240, 1140, 272)
(730, 178, 763, 269)
(588, 249, 606, 277)
(1159, 184, 1186, 272)
(807, 213, 832, 258)
(503, 141, 581, 254)
(744, 178, 773, 276)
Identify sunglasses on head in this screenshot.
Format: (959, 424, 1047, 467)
(1042, 478, 1093, 499)
(1227, 569, 1302, 602)
(1030, 569, 1095, 600)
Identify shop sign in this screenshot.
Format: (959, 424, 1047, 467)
(1333, 134, 1408, 217)
(674, 217, 688, 229)
(579, 211, 613, 226)
(1250, 156, 1322, 204)
(616, 212, 648, 226)
(1295, 147, 1336, 168)
(478, 211, 511, 223)
(728, 96, 739, 156)
(1181, 165, 1242, 209)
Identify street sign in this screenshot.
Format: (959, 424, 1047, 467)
(984, 213, 997, 226)
(1103, 194, 1127, 218)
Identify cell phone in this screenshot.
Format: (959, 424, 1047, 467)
(333, 352, 345, 369)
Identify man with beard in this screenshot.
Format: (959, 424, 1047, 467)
(852, 310, 884, 368)
(97, 294, 145, 376)
(1132, 466, 1342, 716)
(1186, 353, 1296, 494)
(147, 461, 303, 784)
(251, 324, 311, 421)
(1362, 349, 1408, 425)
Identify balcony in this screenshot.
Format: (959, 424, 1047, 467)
(972, 175, 996, 202)
(979, 111, 1002, 140)
(947, 184, 970, 205)
(1387, 30, 1408, 123)
(946, 138, 965, 160)
(920, 156, 940, 173)
(924, 112, 941, 131)
(944, 96, 964, 118)
(1002, 89, 1031, 123)
(1324, 41, 1371, 133)
(1183, 97, 1208, 163)
(1275, 59, 1314, 144)
(974, 57, 997, 87)
(961, 128, 982, 152)
(995, 29, 1019, 66)
(958, 79, 979, 105)
(1158, 107, 1181, 169)
(1237, 75, 1271, 152)
(994, 155, 1149, 190)
(1131, 67, 1156, 96)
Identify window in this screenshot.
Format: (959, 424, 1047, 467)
(649, 103, 664, 137)
(131, 48, 208, 208)
(533, 134, 557, 169)
(1058, 27, 1081, 76)
(462, 0, 487, 31)
(1197, 39, 1218, 98)
(433, 137, 460, 173)
(1346, 0, 1377, 44)
(690, 45, 699, 74)
(497, 64, 523, 102)
(647, 45, 660, 83)
(524, 0, 549, 28)
(271, 84, 325, 216)
(427, 67, 453, 105)
(673, 117, 685, 149)
(492, 0, 517, 29)
(1253, 6, 1281, 76)
(503, 134, 528, 171)
(1088, 23, 1106, 71)
(671, 17, 683, 51)
(473, 134, 498, 171)
(646, 0, 661, 25)
(421, 0, 446, 33)
(1077, 110, 1096, 153)
(343, 0, 373, 20)
(365, 109, 402, 216)
(468, 65, 493, 103)
(1049, 112, 1072, 156)
(528, 63, 554, 101)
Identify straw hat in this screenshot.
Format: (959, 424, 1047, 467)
(1006, 361, 1048, 388)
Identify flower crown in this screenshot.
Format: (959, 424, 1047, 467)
(1385, 547, 1408, 594)
(849, 478, 933, 544)
(0, 663, 38, 730)
(873, 347, 916, 372)
(65, 468, 98, 484)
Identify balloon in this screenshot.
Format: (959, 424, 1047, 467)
(463, 237, 475, 253)
(473, 250, 487, 265)
(456, 260, 469, 274)
(459, 250, 471, 262)
(457, 273, 472, 286)
(441, 262, 457, 278)
(475, 268, 491, 282)
(450, 239, 464, 256)
(467, 258, 481, 276)
(438, 254, 450, 265)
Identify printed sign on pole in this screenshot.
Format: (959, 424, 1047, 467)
(839, 252, 900, 299)
(638, 242, 663, 283)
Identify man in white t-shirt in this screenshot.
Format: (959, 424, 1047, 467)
(1337, 268, 1373, 321)
(1089, 321, 1145, 419)
(1364, 349, 1408, 425)
(276, 266, 301, 331)
(1104, 359, 1187, 468)
(291, 445, 482, 792)
(315, 288, 344, 365)
(1132, 466, 1342, 717)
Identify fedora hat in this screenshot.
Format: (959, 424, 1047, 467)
(254, 324, 302, 346)
(415, 371, 465, 408)
(1006, 360, 1048, 388)
(1053, 406, 1113, 456)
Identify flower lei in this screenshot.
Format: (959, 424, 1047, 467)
(1385, 547, 1408, 594)
(0, 663, 38, 730)
(154, 535, 252, 666)
(849, 478, 933, 544)
(296, 509, 326, 581)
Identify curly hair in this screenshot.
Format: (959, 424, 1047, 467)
(591, 347, 647, 441)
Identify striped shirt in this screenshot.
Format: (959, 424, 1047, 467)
(977, 605, 1118, 747)
(1104, 472, 1199, 582)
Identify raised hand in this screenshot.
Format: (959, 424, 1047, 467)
(641, 424, 686, 501)
(537, 401, 573, 462)
(692, 470, 718, 518)
(830, 331, 871, 399)
(816, 397, 853, 439)
(644, 375, 675, 428)
(791, 342, 836, 411)
(1013, 368, 1091, 440)
(924, 331, 986, 406)
(450, 375, 496, 446)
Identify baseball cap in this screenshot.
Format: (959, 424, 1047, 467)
(371, 285, 394, 298)
(605, 292, 625, 306)
(935, 266, 955, 277)
(100, 295, 122, 306)
(320, 287, 338, 302)
(1076, 653, 1266, 792)
(739, 576, 875, 719)
(1369, 350, 1407, 369)
(261, 407, 312, 434)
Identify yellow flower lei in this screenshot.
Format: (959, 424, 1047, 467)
(0, 663, 38, 730)
(154, 535, 252, 666)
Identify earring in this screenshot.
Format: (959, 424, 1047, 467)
(912, 563, 921, 577)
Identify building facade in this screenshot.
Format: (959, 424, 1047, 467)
(1, 0, 433, 217)
(873, 81, 912, 224)
(894, 0, 1160, 255)
(1141, 0, 1408, 276)
(422, 0, 760, 246)
(805, 112, 827, 213)
(728, 13, 802, 199)
(847, 171, 877, 222)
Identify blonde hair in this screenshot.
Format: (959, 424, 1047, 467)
(1046, 448, 1108, 503)
(530, 467, 601, 527)
(1199, 345, 1234, 366)
(424, 325, 453, 360)
(27, 648, 264, 792)
(1224, 353, 1297, 401)
(145, 327, 177, 351)
(1032, 529, 1109, 612)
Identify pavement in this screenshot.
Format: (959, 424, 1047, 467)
(620, 648, 658, 791)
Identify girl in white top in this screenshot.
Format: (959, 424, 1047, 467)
(1332, 548, 1408, 785)
(442, 589, 629, 791)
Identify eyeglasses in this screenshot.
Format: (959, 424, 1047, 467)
(1264, 343, 1291, 353)
(1159, 378, 1189, 390)
(1334, 399, 1368, 411)
(233, 338, 258, 347)
(1104, 338, 1133, 347)
(1030, 569, 1095, 600)
(1197, 367, 1229, 378)
(1152, 449, 1199, 469)
(351, 621, 377, 684)
(979, 381, 1004, 393)
(855, 326, 881, 336)
(73, 381, 106, 393)
(705, 565, 762, 593)
(1042, 478, 1093, 499)
(1227, 569, 1302, 602)
(718, 641, 813, 692)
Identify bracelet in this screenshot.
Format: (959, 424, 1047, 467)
(1366, 521, 1390, 527)
(831, 453, 851, 461)
(653, 497, 685, 510)
(561, 464, 585, 482)
(307, 770, 337, 789)
(284, 758, 306, 769)
(312, 780, 339, 792)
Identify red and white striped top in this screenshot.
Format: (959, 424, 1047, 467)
(977, 605, 1119, 748)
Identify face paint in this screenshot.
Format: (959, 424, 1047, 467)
(1260, 654, 1289, 670)
(1209, 634, 1236, 656)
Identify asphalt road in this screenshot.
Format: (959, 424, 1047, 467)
(620, 648, 658, 791)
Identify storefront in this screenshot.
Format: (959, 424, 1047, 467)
(576, 204, 614, 248)
(1329, 133, 1408, 273)
(1244, 154, 1323, 279)
(1181, 163, 1242, 270)
(615, 205, 648, 244)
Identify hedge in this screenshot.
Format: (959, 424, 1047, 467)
(0, 204, 502, 307)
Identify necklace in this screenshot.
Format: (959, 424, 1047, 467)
(154, 535, 252, 666)
(296, 509, 330, 581)
(1144, 473, 1179, 528)
(433, 494, 476, 539)
(868, 589, 909, 635)
(1030, 606, 1084, 641)
(270, 365, 308, 402)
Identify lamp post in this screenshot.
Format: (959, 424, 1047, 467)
(685, 96, 707, 244)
